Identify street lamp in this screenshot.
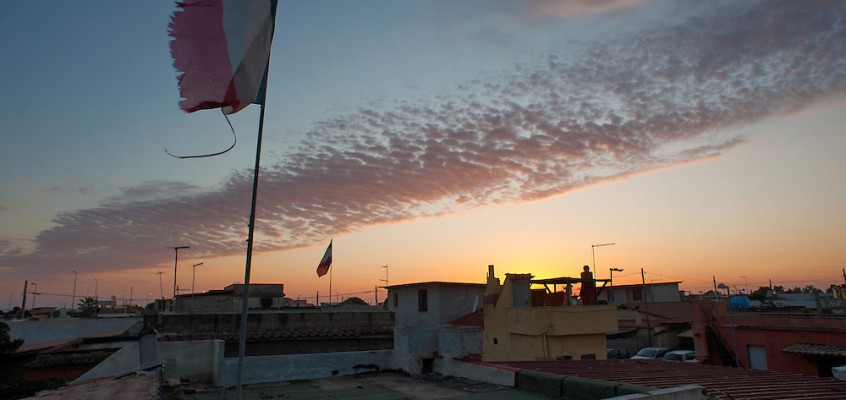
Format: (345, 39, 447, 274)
(191, 262, 204, 295)
(191, 262, 204, 314)
(171, 246, 190, 300)
(609, 268, 624, 303)
(94, 278, 98, 300)
(30, 282, 37, 312)
(72, 271, 78, 312)
(591, 243, 615, 274)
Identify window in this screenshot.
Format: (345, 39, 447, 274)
(633, 288, 643, 302)
(393, 292, 398, 308)
(418, 289, 428, 312)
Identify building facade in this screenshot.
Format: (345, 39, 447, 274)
(386, 281, 486, 374)
(482, 266, 618, 362)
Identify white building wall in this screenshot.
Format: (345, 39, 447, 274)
(388, 282, 485, 374)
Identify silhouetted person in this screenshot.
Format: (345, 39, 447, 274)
(581, 265, 597, 305)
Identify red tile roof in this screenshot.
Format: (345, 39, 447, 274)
(491, 359, 846, 400)
(450, 311, 484, 327)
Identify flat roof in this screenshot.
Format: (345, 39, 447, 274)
(386, 281, 486, 289)
(183, 371, 553, 400)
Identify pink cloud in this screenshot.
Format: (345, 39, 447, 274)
(3, 1, 845, 274)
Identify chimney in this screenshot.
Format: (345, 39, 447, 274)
(484, 264, 501, 305)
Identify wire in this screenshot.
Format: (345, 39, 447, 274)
(165, 110, 237, 159)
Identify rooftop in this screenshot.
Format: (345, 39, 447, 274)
(184, 371, 552, 400)
(492, 359, 846, 400)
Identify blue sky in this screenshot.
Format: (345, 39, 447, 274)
(2, 0, 845, 307)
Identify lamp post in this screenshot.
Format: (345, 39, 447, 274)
(30, 282, 37, 312)
(171, 246, 190, 311)
(71, 271, 78, 312)
(609, 267, 624, 303)
(191, 262, 204, 295)
(94, 278, 98, 300)
(591, 243, 615, 274)
(191, 262, 203, 314)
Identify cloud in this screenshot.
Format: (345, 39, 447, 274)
(2, 1, 845, 273)
(521, 0, 647, 19)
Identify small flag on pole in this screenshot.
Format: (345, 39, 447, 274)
(316, 240, 332, 277)
(169, 0, 278, 114)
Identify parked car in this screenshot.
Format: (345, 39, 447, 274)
(606, 348, 629, 359)
(663, 350, 697, 362)
(631, 347, 670, 359)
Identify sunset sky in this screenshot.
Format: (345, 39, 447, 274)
(2, 0, 845, 309)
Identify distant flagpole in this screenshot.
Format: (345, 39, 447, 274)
(316, 240, 333, 304)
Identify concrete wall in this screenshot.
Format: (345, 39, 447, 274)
(438, 326, 482, 359)
(433, 358, 515, 387)
(217, 349, 392, 387)
(393, 325, 482, 374)
(393, 326, 439, 374)
(74, 339, 225, 384)
(147, 309, 394, 334)
(7, 317, 141, 347)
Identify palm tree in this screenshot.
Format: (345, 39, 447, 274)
(78, 296, 99, 317)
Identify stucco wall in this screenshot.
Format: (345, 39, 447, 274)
(483, 274, 617, 362)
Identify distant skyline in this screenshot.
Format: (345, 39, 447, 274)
(2, 0, 845, 309)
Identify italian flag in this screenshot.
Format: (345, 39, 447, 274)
(316, 240, 333, 277)
(169, 0, 278, 114)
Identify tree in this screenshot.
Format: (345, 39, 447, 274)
(0, 321, 23, 359)
(78, 296, 99, 317)
(803, 285, 822, 294)
(750, 286, 773, 301)
(340, 297, 368, 306)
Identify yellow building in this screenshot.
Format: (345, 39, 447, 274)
(482, 266, 617, 362)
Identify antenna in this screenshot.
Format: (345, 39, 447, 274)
(380, 264, 389, 287)
(156, 271, 165, 300)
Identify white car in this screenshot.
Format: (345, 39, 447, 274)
(631, 347, 670, 359)
(663, 350, 697, 362)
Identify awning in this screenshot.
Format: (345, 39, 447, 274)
(783, 343, 846, 358)
(677, 329, 694, 338)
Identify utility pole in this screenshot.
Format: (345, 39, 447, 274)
(641, 268, 652, 347)
(20, 280, 28, 319)
(72, 271, 78, 313)
(712, 276, 718, 299)
(374, 285, 378, 305)
(156, 271, 165, 300)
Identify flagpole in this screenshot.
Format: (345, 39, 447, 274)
(235, 75, 270, 400)
(329, 256, 333, 304)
